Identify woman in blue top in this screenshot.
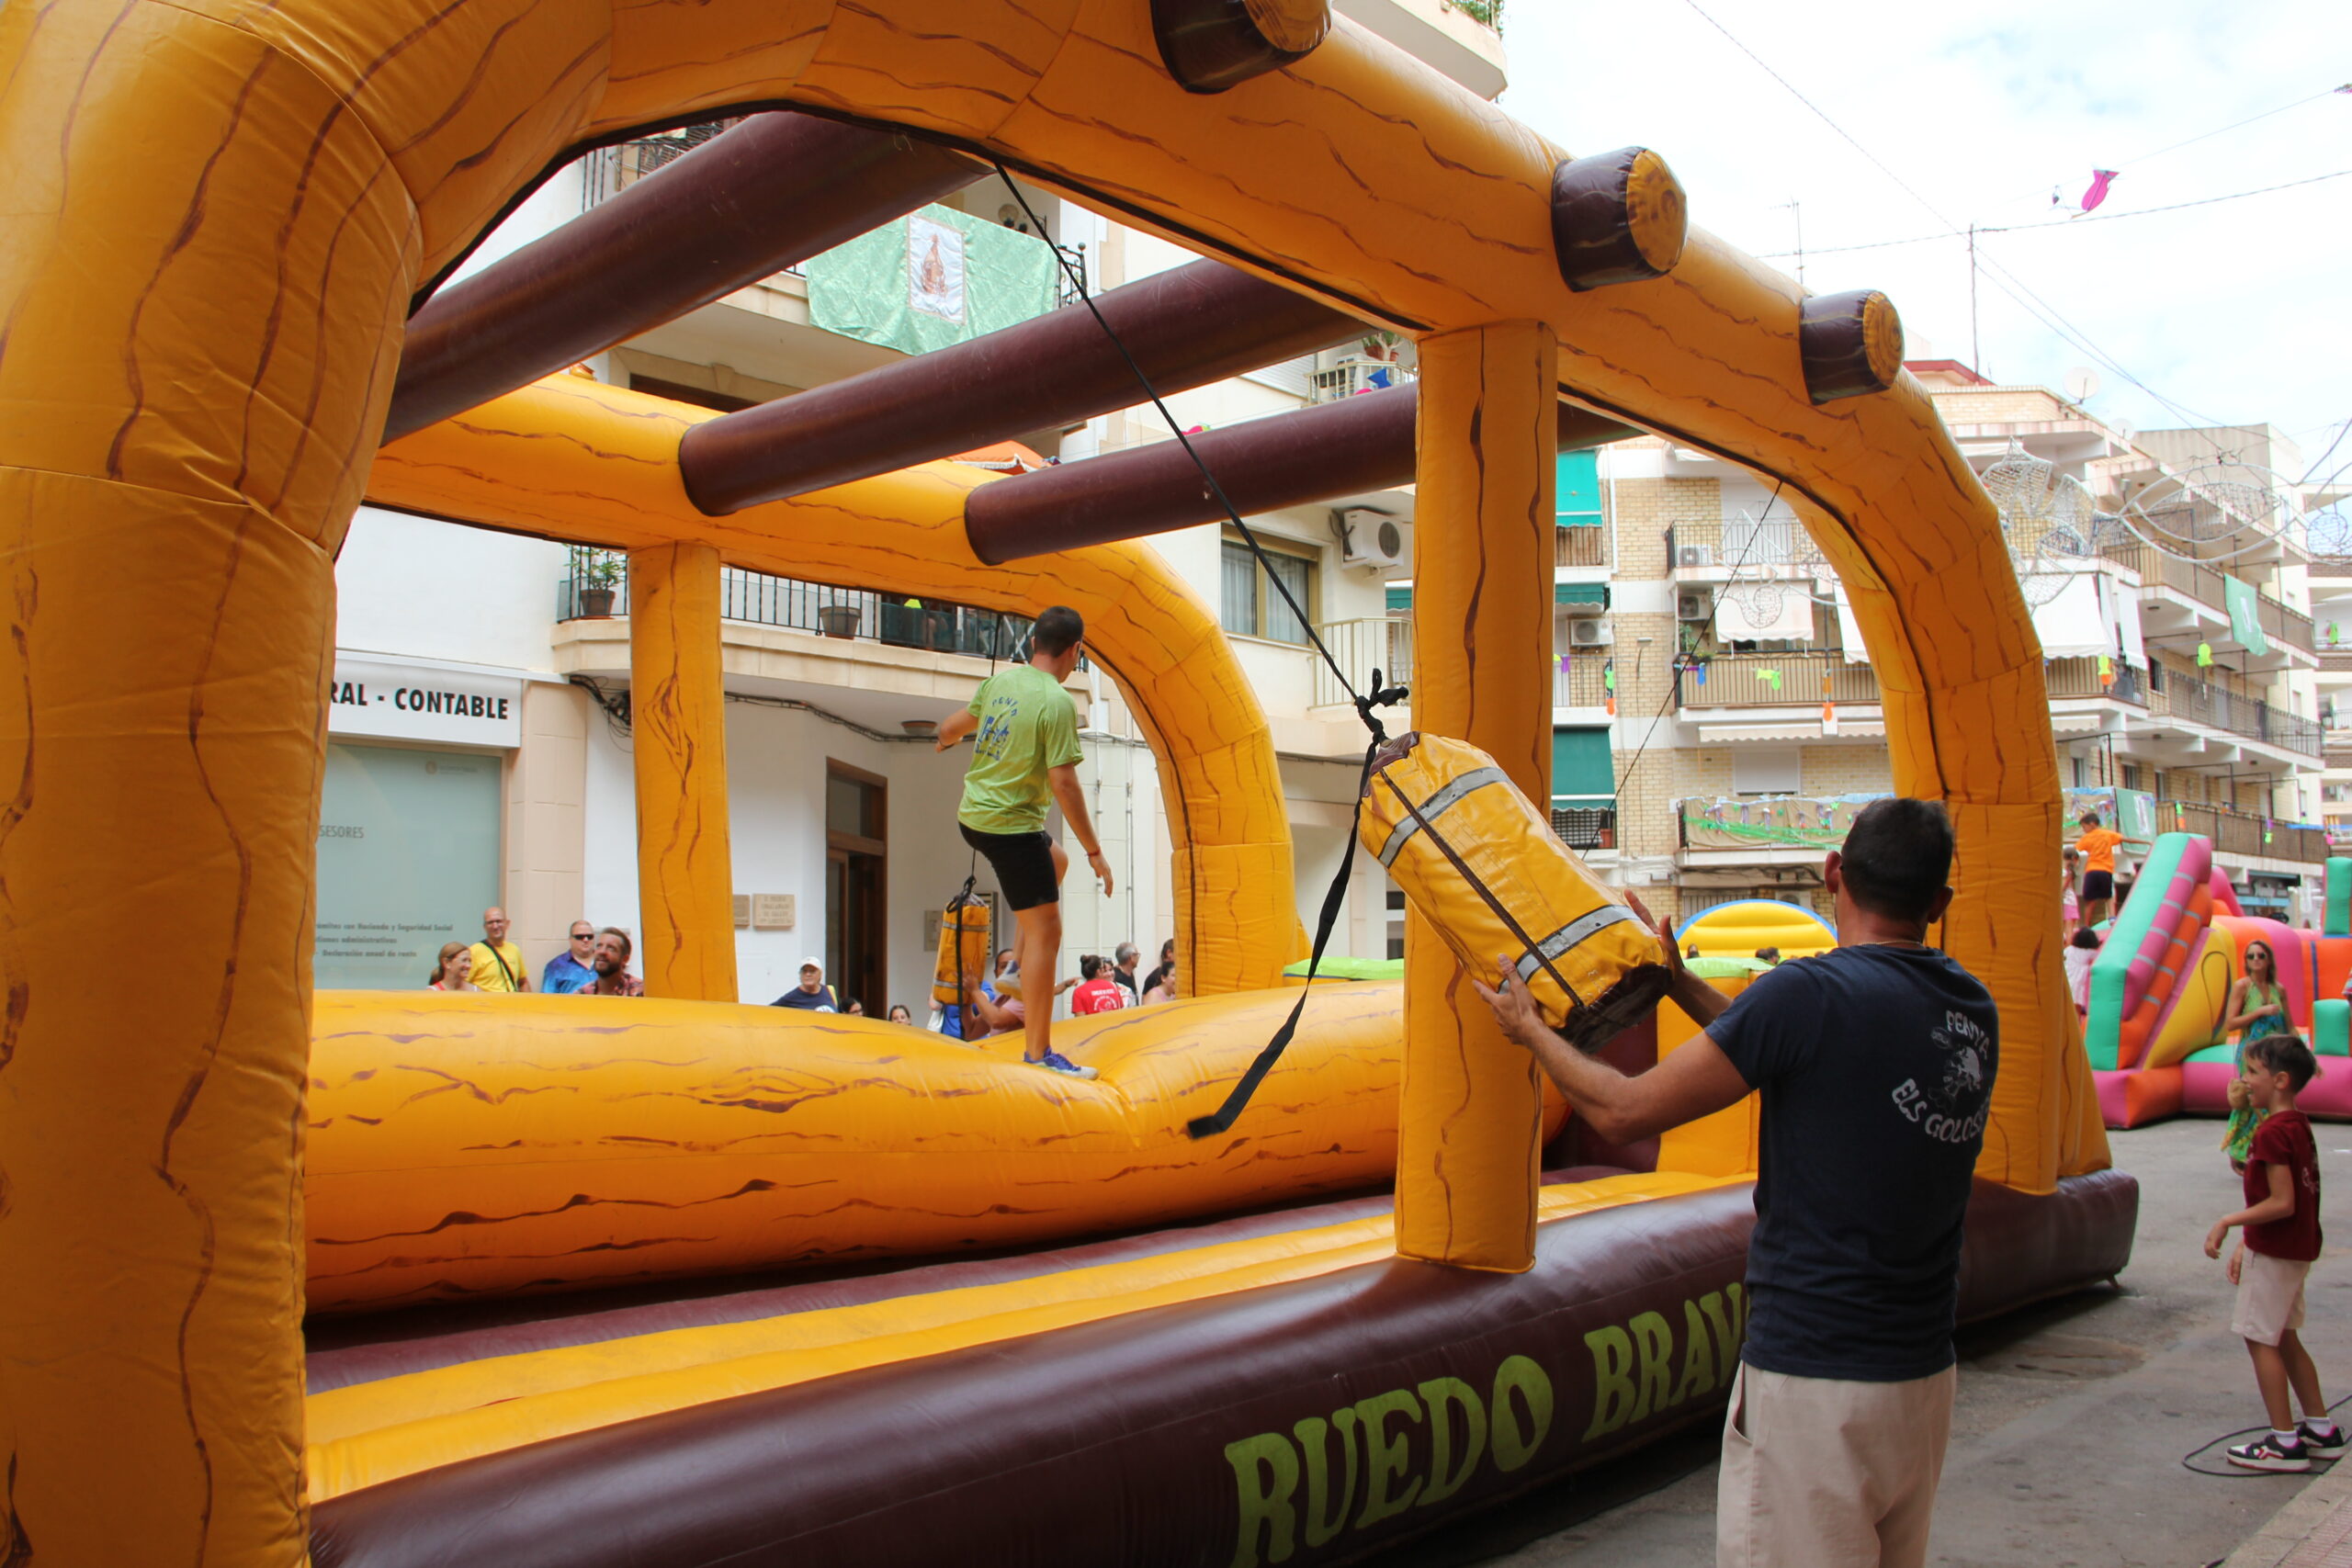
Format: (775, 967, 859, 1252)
(2222, 940, 2290, 1166)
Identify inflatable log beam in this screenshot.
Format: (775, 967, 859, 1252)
(965, 386, 1637, 564)
(385, 113, 987, 444)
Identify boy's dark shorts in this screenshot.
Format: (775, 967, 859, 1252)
(961, 823, 1061, 911)
(2082, 870, 2114, 902)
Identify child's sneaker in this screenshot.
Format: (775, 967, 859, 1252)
(2227, 1434, 2312, 1472)
(2299, 1421, 2349, 1459)
(1027, 1051, 1099, 1080)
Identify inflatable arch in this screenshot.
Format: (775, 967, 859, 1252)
(1, 1, 2119, 1559)
(1675, 898, 1838, 962)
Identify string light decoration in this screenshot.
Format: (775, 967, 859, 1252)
(1979, 439, 2099, 608)
(2116, 455, 2301, 564)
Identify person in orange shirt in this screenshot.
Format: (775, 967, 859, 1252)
(2075, 812, 2127, 928)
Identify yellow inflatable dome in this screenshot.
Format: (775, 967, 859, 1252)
(1676, 898, 1837, 962)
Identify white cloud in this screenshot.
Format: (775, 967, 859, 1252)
(1499, 0, 2352, 470)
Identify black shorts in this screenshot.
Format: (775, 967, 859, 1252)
(961, 823, 1061, 911)
(2082, 870, 2114, 901)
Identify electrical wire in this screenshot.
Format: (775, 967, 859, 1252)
(1757, 168, 2352, 258)
(2179, 1392, 2352, 1478)
(1679, 0, 2238, 436)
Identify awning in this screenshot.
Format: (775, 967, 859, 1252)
(1714, 583, 1814, 641)
(1385, 584, 1412, 614)
(1555, 581, 1610, 609)
(2029, 572, 2106, 660)
(1551, 728, 1614, 800)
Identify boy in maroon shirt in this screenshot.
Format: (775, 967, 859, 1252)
(2205, 1032, 2343, 1471)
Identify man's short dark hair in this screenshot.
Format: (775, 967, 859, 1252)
(2079, 811, 2100, 828)
(1030, 605, 1085, 657)
(598, 926, 634, 960)
(2247, 1033, 2320, 1091)
(1838, 798, 1955, 925)
(1080, 953, 1107, 980)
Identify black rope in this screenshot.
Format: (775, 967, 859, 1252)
(991, 168, 1407, 1134)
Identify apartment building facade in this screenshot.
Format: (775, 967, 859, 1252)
(1570, 367, 2333, 930)
(322, 1, 1504, 1006)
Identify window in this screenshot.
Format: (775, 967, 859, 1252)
(314, 743, 503, 989)
(1220, 537, 1316, 645)
(2120, 762, 2143, 792)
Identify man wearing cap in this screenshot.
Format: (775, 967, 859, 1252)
(772, 959, 840, 1012)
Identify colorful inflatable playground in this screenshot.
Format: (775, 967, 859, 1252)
(2090, 840, 2352, 1127)
(1, 2, 2135, 1563)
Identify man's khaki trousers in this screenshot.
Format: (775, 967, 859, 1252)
(1717, 1361, 1957, 1567)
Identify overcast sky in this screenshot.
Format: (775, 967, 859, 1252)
(1499, 1, 2349, 481)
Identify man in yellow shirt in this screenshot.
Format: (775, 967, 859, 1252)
(469, 906, 533, 993)
(2075, 813, 2126, 929)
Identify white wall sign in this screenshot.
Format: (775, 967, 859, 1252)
(329, 655, 525, 750)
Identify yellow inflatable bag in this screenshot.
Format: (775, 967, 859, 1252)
(932, 895, 993, 1006)
(1362, 732, 1670, 1049)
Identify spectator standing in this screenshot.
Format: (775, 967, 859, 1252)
(2204, 1034, 2342, 1471)
(469, 907, 532, 993)
(1112, 942, 1142, 1004)
(2064, 928, 2100, 1013)
(888, 1004, 914, 1025)
(1141, 939, 1176, 997)
(2074, 813, 2125, 928)
(541, 921, 597, 995)
(1071, 954, 1129, 1016)
(1141, 962, 1179, 1006)
(1753, 947, 1782, 966)
(1474, 798, 1996, 1568)
(429, 942, 479, 991)
(582, 928, 644, 997)
(773, 959, 840, 1012)
(845, 998, 865, 1017)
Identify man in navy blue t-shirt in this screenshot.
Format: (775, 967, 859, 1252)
(1476, 797, 1996, 1568)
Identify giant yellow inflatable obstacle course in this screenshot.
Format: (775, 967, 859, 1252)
(0, 1, 2131, 1562)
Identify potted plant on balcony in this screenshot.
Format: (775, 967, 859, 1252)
(818, 592, 863, 640)
(577, 552, 621, 618)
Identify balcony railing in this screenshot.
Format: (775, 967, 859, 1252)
(2144, 677, 2322, 758)
(1667, 516, 1826, 571)
(1678, 652, 1878, 708)
(1314, 616, 1415, 710)
(2098, 539, 2312, 651)
(560, 552, 1034, 659)
(1551, 803, 1615, 852)
(1555, 526, 1609, 569)
(1554, 658, 1613, 707)
(2157, 802, 2329, 864)
(1307, 356, 1415, 404)
(2047, 660, 2148, 705)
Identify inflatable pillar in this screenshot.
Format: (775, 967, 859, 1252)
(1395, 321, 1558, 1272)
(0, 4, 430, 1559)
(2326, 856, 2351, 938)
(628, 542, 740, 1000)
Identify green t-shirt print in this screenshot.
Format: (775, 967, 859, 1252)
(957, 663, 1082, 836)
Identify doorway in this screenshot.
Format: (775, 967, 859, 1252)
(825, 761, 888, 1014)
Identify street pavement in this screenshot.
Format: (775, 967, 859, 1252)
(1374, 1118, 2352, 1568)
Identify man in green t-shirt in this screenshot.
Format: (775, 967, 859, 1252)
(933, 605, 1113, 1078)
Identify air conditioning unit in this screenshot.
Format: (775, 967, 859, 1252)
(1567, 617, 1612, 647)
(1676, 544, 1714, 568)
(1677, 590, 1715, 623)
(1338, 509, 1407, 570)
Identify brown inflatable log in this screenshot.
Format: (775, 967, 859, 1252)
(1798, 289, 1905, 405)
(677, 258, 1363, 514)
(385, 114, 983, 445)
(1550, 147, 1689, 292)
(964, 389, 1637, 565)
(1153, 0, 1332, 94)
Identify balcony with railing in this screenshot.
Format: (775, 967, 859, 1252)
(2098, 539, 2313, 652)
(2143, 676, 2322, 758)
(1307, 355, 1417, 404)
(1555, 525, 1609, 569)
(1667, 516, 1826, 575)
(1554, 657, 1612, 709)
(559, 549, 1035, 660)
(1679, 652, 2147, 712)
(1313, 616, 1415, 711)
(2157, 802, 2330, 864)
